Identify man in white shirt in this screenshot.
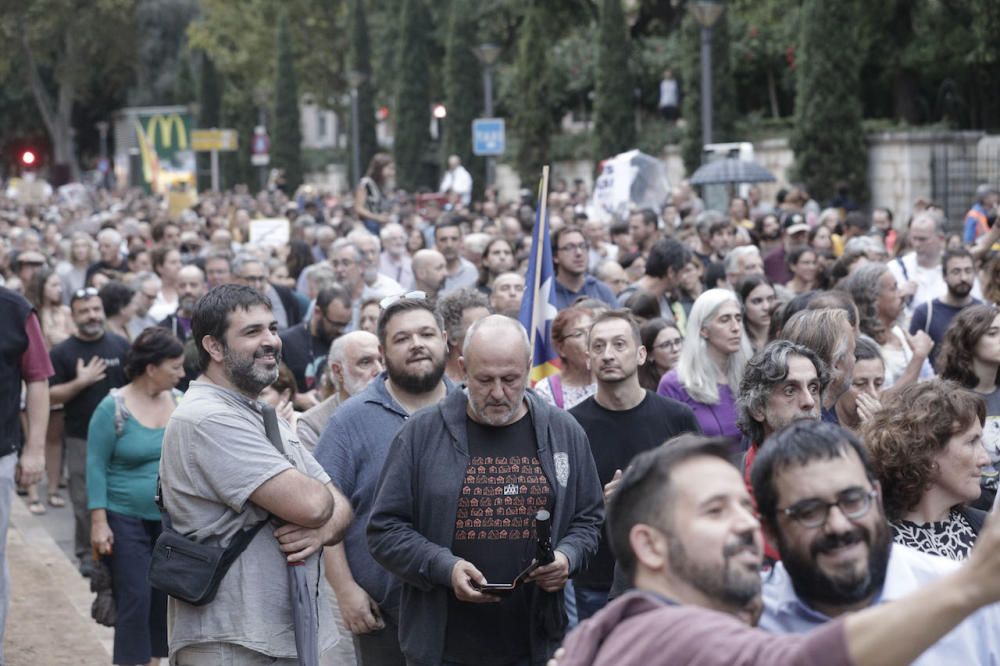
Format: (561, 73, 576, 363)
(439, 155, 473, 207)
(752, 420, 1000, 665)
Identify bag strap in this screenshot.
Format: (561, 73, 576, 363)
(925, 300, 934, 333)
(550, 374, 564, 410)
(895, 256, 910, 282)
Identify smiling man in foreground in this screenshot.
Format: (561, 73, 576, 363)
(160, 284, 351, 664)
(557, 432, 1000, 666)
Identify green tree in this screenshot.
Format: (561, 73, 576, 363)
(174, 52, 196, 105)
(441, 0, 483, 195)
(272, 13, 303, 192)
(512, 1, 553, 185)
(348, 0, 378, 185)
(679, 10, 738, 174)
(791, 0, 867, 204)
(393, 0, 433, 190)
(0, 0, 136, 180)
(134, 0, 199, 105)
(593, 0, 635, 163)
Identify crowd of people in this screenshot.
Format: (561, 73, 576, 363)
(1, 156, 1000, 665)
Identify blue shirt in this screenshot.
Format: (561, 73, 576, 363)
(553, 274, 617, 310)
(760, 543, 1000, 665)
(313, 372, 456, 610)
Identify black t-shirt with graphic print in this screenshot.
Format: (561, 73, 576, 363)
(443, 411, 552, 665)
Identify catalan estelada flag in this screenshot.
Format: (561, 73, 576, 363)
(518, 167, 561, 386)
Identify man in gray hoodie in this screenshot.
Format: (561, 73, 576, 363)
(368, 315, 604, 666)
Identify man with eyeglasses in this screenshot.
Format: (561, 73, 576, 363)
(48, 287, 129, 576)
(127, 272, 162, 338)
(751, 421, 1000, 664)
(279, 284, 354, 410)
(552, 226, 617, 310)
(569, 311, 699, 620)
(556, 431, 1000, 666)
(232, 253, 302, 330)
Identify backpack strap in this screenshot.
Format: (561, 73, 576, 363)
(924, 300, 934, 334)
(550, 374, 565, 410)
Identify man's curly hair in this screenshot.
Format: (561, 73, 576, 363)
(862, 378, 985, 520)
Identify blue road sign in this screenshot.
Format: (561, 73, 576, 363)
(472, 118, 505, 156)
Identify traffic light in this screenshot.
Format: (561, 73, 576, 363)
(19, 150, 36, 167)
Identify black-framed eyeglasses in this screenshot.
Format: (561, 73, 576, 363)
(779, 488, 878, 528)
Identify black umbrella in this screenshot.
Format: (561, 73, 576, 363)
(689, 157, 776, 186)
(262, 404, 320, 666)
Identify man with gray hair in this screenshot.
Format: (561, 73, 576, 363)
(435, 288, 491, 382)
(368, 314, 603, 666)
(724, 245, 764, 290)
(378, 223, 413, 288)
(888, 210, 965, 312)
(232, 252, 302, 329)
(86, 227, 127, 282)
(127, 271, 162, 338)
(347, 229, 404, 300)
(737, 339, 829, 458)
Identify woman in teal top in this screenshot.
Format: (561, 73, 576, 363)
(87, 327, 184, 666)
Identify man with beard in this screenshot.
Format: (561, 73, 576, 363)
(159, 284, 351, 663)
(314, 297, 456, 666)
(556, 434, 1000, 666)
(296, 330, 383, 453)
(751, 421, 1000, 664)
(158, 264, 206, 342)
(49, 287, 129, 575)
(908, 248, 980, 366)
(279, 284, 353, 409)
(569, 311, 700, 619)
(368, 315, 603, 666)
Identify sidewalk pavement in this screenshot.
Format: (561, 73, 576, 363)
(6, 495, 112, 665)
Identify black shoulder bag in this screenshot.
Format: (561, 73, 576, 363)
(148, 404, 283, 606)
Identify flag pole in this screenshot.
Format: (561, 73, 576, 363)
(529, 165, 550, 357)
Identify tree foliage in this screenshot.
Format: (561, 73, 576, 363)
(348, 0, 379, 185)
(272, 13, 303, 192)
(442, 0, 484, 194)
(791, 0, 867, 203)
(593, 0, 635, 163)
(394, 0, 433, 190)
(512, 1, 554, 185)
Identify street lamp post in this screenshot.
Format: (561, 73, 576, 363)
(346, 70, 367, 187)
(253, 86, 270, 193)
(96, 121, 110, 189)
(689, 1, 724, 155)
(472, 43, 502, 189)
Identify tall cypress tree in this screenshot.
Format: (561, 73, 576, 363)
(679, 11, 738, 174)
(348, 0, 378, 185)
(272, 13, 304, 193)
(513, 2, 552, 185)
(593, 0, 635, 163)
(197, 52, 221, 191)
(442, 0, 483, 196)
(791, 0, 866, 203)
(394, 0, 433, 190)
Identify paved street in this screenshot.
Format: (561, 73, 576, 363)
(6, 481, 111, 665)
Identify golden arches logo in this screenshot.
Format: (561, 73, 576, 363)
(144, 113, 188, 151)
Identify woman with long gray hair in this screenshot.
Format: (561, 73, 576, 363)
(657, 289, 752, 447)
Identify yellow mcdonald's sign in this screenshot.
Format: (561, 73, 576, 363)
(145, 113, 188, 151)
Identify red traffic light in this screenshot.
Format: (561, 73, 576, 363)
(20, 150, 36, 166)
